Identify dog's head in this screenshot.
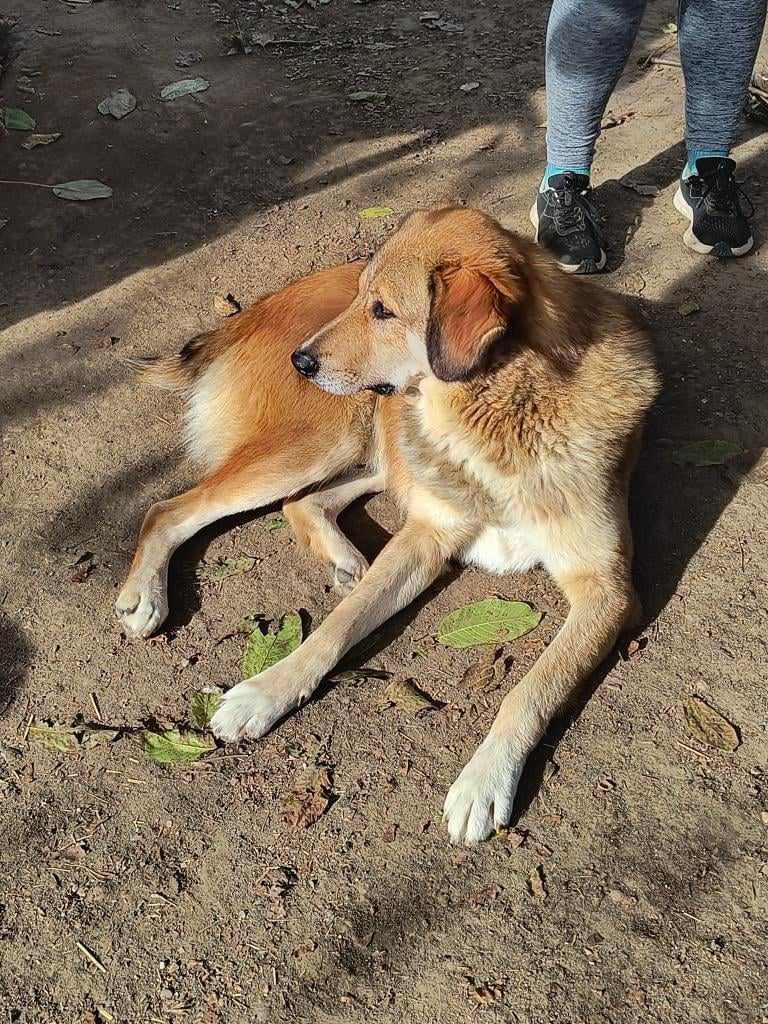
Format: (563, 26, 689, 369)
(291, 207, 571, 395)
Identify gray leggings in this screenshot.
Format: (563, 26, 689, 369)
(546, 0, 767, 169)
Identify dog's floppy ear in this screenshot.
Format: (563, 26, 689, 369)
(426, 260, 524, 382)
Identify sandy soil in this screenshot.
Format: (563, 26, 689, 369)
(1, 1, 767, 1022)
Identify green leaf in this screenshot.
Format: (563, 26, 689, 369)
(242, 611, 303, 678)
(28, 722, 77, 752)
(160, 77, 210, 101)
(3, 108, 37, 131)
(436, 598, 542, 650)
(97, 89, 137, 119)
(359, 205, 394, 219)
(189, 689, 223, 730)
(196, 555, 256, 583)
(671, 440, 740, 467)
(142, 729, 215, 765)
(267, 514, 288, 532)
(348, 90, 387, 102)
(53, 179, 113, 200)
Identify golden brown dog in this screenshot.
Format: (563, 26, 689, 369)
(117, 207, 659, 844)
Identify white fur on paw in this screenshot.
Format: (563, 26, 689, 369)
(332, 549, 368, 595)
(211, 678, 295, 743)
(443, 735, 525, 845)
(115, 578, 168, 638)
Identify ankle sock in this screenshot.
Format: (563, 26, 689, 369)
(540, 164, 591, 192)
(683, 149, 730, 179)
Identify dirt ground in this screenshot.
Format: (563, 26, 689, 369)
(1, 1, 768, 1021)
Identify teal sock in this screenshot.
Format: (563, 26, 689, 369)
(683, 149, 730, 179)
(540, 164, 591, 192)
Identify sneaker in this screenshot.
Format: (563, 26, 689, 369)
(529, 172, 607, 274)
(673, 157, 754, 258)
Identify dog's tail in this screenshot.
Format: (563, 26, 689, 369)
(125, 329, 223, 392)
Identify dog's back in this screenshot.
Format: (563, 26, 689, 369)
(130, 260, 375, 471)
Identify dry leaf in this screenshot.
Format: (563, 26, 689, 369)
(97, 89, 136, 119)
(601, 110, 635, 129)
(196, 554, 254, 582)
(621, 179, 662, 197)
(21, 132, 61, 149)
(213, 293, 241, 317)
(677, 298, 701, 317)
(683, 697, 740, 751)
(528, 864, 547, 900)
(380, 677, 441, 714)
(608, 888, 638, 912)
(505, 828, 528, 849)
(348, 90, 387, 102)
(467, 980, 503, 1006)
(460, 647, 510, 691)
(282, 767, 333, 828)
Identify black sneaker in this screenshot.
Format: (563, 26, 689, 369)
(529, 172, 607, 274)
(673, 157, 754, 258)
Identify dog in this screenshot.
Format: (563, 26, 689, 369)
(117, 207, 659, 844)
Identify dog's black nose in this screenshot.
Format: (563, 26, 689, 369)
(291, 349, 319, 378)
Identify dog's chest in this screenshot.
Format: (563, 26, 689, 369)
(461, 521, 544, 575)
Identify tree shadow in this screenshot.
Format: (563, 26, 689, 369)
(514, 143, 768, 820)
(0, 612, 35, 719)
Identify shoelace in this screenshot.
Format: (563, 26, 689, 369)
(551, 175, 601, 234)
(695, 163, 755, 219)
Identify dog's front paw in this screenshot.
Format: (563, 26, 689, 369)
(443, 734, 525, 845)
(211, 661, 317, 744)
(115, 577, 168, 638)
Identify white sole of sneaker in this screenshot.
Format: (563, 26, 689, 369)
(673, 186, 753, 257)
(529, 201, 607, 273)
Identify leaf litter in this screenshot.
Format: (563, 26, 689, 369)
(2, 107, 36, 130)
(437, 598, 541, 649)
(53, 180, 113, 200)
(213, 293, 241, 317)
(28, 722, 78, 753)
(683, 697, 740, 751)
(379, 677, 441, 714)
(21, 133, 61, 149)
(97, 89, 136, 119)
(189, 689, 223, 730)
(160, 77, 210, 101)
(671, 439, 740, 466)
(196, 554, 255, 583)
(242, 611, 302, 678)
(282, 766, 334, 828)
(460, 647, 513, 691)
(142, 729, 215, 765)
(528, 864, 548, 900)
(358, 205, 394, 219)
(349, 90, 387, 102)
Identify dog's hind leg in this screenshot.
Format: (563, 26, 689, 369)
(283, 470, 385, 594)
(115, 433, 362, 639)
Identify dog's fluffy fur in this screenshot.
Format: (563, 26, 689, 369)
(118, 207, 659, 844)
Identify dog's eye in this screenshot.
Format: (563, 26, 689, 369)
(371, 300, 395, 321)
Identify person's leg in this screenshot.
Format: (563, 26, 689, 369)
(533, 0, 647, 273)
(544, 0, 647, 181)
(675, 0, 767, 256)
(680, 0, 767, 173)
